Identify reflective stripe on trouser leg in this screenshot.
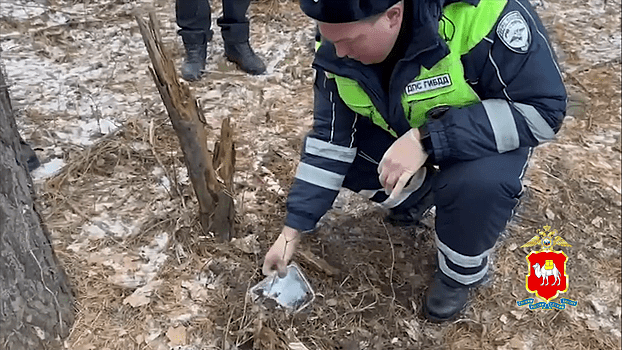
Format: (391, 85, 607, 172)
(433, 147, 531, 286)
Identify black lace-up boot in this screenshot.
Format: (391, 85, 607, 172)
(219, 21, 266, 75)
(180, 31, 208, 81)
(424, 272, 470, 322)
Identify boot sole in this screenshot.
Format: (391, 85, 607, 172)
(423, 301, 465, 323)
(224, 56, 266, 75)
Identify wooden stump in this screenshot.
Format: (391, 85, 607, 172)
(135, 13, 236, 241)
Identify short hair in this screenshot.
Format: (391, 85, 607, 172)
(360, 0, 404, 24)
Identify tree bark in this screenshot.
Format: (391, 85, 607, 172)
(211, 118, 236, 240)
(135, 13, 236, 241)
(0, 66, 75, 348)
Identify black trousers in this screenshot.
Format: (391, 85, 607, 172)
(175, 0, 251, 38)
(342, 122, 531, 287)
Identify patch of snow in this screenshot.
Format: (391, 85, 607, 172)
(0, 1, 47, 20)
(107, 233, 170, 289)
(31, 157, 65, 180)
(81, 212, 140, 239)
(54, 117, 120, 146)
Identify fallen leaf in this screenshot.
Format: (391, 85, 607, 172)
(500, 314, 509, 324)
(545, 208, 555, 221)
(123, 280, 163, 307)
(231, 234, 261, 254)
(289, 342, 309, 350)
(510, 310, 525, 320)
(509, 335, 524, 349)
(166, 325, 187, 346)
(123, 293, 151, 308)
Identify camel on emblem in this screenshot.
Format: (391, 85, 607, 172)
(532, 262, 562, 286)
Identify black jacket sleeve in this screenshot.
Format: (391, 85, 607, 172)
(284, 69, 359, 232)
(424, 0, 567, 165)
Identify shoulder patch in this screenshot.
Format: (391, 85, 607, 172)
(497, 11, 531, 53)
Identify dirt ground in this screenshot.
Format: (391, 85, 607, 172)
(1, 0, 620, 349)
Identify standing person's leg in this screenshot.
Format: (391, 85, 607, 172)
(176, 0, 213, 81)
(218, 0, 266, 74)
(424, 147, 531, 321)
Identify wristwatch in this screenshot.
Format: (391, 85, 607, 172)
(420, 105, 450, 159)
(419, 123, 434, 157)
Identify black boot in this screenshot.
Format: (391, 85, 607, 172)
(19, 139, 40, 172)
(180, 31, 208, 81)
(424, 272, 470, 322)
(385, 165, 436, 227)
(219, 21, 266, 75)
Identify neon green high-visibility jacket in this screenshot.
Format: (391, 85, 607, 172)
(285, 0, 567, 232)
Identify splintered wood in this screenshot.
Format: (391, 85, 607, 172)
(135, 13, 235, 241)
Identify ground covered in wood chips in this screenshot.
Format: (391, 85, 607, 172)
(1, 0, 620, 349)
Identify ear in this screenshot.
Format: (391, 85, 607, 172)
(385, 2, 404, 29)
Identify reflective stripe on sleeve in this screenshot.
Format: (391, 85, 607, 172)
(513, 102, 555, 142)
(295, 162, 345, 191)
(438, 252, 489, 285)
(305, 137, 358, 163)
(482, 99, 520, 153)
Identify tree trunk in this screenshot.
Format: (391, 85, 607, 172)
(0, 66, 75, 349)
(135, 13, 236, 241)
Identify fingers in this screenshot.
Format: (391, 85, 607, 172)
(262, 229, 300, 276)
(262, 255, 278, 276)
(379, 165, 403, 195)
(388, 172, 411, 201)
(379, 160, 399, 192)
(262, 256, 290, 278)
(262, 258, 289, 278)
(276, 260, 288, 278)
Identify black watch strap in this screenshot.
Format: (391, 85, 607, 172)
(419, 124, 433, 157)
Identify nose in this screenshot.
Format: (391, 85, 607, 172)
(334, 43, 348, 58)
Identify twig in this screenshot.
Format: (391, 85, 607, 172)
(223, 307, 235, 350)
(566, 73, 592, 97)
(148, 118, 184, 203)
(381, 221, 396, 306)
(142, 217, 175, 235)
(239, 271, 256, 339)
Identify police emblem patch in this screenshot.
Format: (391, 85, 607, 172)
(497, 11, 531, 53)
(516, 225, 578, 310)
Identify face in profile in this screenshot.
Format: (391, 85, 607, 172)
(318, 4, 404, 65)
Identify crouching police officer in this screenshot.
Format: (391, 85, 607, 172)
(175, 0, 266, 80)
(262, 0, 566, 321)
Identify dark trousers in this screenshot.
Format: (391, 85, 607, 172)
(342, 123, 531, 287)
(175, 0, 251, 39)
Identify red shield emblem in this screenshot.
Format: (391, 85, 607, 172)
(525, 251, 568, 302)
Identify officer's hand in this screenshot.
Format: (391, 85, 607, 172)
(262, 226, 301, 278)
(378, 128, 428, 200)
